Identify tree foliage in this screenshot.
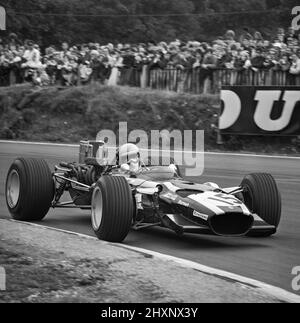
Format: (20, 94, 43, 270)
(0, 0, 294, 45)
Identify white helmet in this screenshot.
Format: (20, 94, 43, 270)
(119, 143, 140, 165)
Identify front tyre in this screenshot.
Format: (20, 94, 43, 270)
(6, 158, 54, 221)
(91, 176, 133, 242)
(241, 173, 281, 237)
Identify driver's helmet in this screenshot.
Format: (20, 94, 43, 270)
(118, 143, 141, 173)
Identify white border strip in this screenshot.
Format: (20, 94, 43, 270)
(1, 140, 300, 159)
(8, 219, 300, 303)
(0, 140, 78, 148)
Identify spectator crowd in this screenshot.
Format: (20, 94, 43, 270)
(1, 27, 300, 90)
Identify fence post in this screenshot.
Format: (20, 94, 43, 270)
(9, 70, 17, 86)
(216, 129, 224, 145)
(0, 266, 5, 291)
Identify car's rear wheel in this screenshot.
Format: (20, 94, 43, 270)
(241, 173, 281, 237)
(6, 158, 54, 221)
(91, 175, 133, 242)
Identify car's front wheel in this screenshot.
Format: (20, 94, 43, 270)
(91, 175, 133, 242)
(6, 158, 54, 221)
(241, 173, 281, 237)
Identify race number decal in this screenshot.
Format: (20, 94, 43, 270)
(292, 6, 300, 31)
(189, 192, 243, 215)
(207, 193, 242, 206)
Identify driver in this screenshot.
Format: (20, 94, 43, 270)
(118, 143, 142, 174)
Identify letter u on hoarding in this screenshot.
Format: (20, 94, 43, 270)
(0, 6, 6, 30)
(254, 90, 300, 132)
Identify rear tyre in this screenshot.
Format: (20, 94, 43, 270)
(91, 175, 133, 242)
(241, 173, 281, 237)
(6, 158, 54, 221)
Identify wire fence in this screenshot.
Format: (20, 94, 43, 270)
(2, 66, 300, 93)
(119, 67, 300, 94)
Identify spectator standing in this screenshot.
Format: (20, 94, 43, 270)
(253, 31, 264, 47)
(22, 41, 41, 68)
(224, 30, 236, 46)
(251, 47, 266, 69)
(285, 27, 298, 43)
(289, 53, 300, 85)
(21, 41, 42, 83)
(199, 48, 218, 93)
(9, 50, 22, 85)
(120, 46, 135, 86)
(239, 28, 253, 48)
(107, 51, 123, 86)
(276, 53, 291, 85)
(278, 54, 291, 72)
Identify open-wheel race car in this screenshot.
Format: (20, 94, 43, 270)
(6, 141, 282, 242)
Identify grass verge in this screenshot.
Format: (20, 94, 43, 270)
(0, 84, 299, 155)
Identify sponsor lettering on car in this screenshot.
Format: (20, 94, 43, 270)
(193, 210, 209, 221)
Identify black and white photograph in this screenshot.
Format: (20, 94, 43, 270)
(0, 0, 300, 308)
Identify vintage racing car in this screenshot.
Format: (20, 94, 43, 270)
(5, 141, 282, 242)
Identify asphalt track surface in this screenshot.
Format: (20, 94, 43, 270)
(0, 141, 299, 295)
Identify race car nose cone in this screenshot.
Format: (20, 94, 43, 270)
(209, 212, 254, 236)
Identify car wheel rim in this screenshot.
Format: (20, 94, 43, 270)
(7, 170, 20, 208)
(91, 187, 103, 230)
